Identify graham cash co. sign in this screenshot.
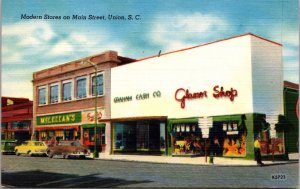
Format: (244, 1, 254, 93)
(37, 112, 81, 125)
(175, 85, 238, 108)
(114, 90, 161, 103)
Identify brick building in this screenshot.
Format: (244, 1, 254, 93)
(32, 51, 134, 155)
(1, 97, 33, 143)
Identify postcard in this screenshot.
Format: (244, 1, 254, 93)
(1, 0, 299, 188)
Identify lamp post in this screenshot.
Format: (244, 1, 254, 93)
(81, 59, 98, 158)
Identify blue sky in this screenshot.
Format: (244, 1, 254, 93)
(2, 0, 299, 100)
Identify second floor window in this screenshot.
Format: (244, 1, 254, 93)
(50, 85, 59, 103)
(92, 74, 104, 96)
(63, 82, 72, 101)
(76, 77, 87, 99)
(38, 87, 47, 105)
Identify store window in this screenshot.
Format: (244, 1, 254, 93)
(172, 123, 204, 155)
(1, 122, 8, 130)
(83, 127, 105, 151)
(113, 122, 136, 151)
(64, 130, 74, 141)
(11, 121, 31, 129)
(76, 77, 87, 99)
(92, 73, 104, 96)
(50, 84, 59, 103)
(113, 120, 163, 152)
(62, 81, 72, 101)
(38, 86, 47, 105)
(222, 121, 246, 157)
(259, 130, 285, 155)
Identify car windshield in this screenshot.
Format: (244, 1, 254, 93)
(6, 142, 16, 147)
(71, 141, 81, 146)
(58, 141, 81, 146)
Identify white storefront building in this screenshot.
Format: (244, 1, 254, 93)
(110, 33, 284, 159)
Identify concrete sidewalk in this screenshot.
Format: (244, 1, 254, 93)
(96, 153, 298, 166)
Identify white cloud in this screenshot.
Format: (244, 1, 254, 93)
(283, 48, 298, 57)
(49, 40, 74, 55)
(268, 24, 299, 47)
(283, 60, 299, 71)
(3, 21, 55, 46)
(149, 12, 229, 51)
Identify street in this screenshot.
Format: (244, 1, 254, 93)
(1, 155, 299, 188)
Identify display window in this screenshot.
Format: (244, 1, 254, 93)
(172, 123, 205, 156)
(113, 120, 165, 153)
(260, 131, 285, 155)
(83, 127, 105, 150)
(220, 121, 246, 157)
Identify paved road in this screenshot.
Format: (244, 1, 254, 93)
(1, 155, 299, 188)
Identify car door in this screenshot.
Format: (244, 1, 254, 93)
(18, 142, 28, 153)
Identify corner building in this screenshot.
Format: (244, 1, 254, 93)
(32, 51, 134, 154)
(111, 33, 286, 159)
(1, 97, 33, 143)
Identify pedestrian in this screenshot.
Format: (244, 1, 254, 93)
(213, 136, 220, 156)
(254, 136, 264, 166)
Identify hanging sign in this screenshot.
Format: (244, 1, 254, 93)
(82, 109, 105, 123)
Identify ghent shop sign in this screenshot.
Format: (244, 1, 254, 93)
(175, 85, 238, 108)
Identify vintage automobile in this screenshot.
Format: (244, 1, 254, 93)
(14, 140, 48, 156)
(1, 140, 17, 154)
(46, 140, 91, 159)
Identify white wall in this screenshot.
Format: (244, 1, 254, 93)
(111, 35, 258, 119)
(251, 36, 283, 115)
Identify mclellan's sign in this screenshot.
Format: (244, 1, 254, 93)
(37, 112, 81, 125)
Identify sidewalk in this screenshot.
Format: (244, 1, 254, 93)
(96, 153, 298, 166)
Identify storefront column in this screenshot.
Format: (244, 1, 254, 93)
(104, 122, 111, 154)
(245, 113, 255, 160)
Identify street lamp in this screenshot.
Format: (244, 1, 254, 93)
(81, 59, 98, 158)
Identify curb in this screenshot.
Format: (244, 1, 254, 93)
(94, 156, 298, 167)
(94, 158, 277, 167)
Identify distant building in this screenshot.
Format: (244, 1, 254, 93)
(1, 97, 33, 142)
(283, 81, 299, 153)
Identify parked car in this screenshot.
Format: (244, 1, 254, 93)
(46, 140, 91, 159)
(14, 140, 48, 156)
(1, 140, 17, 154)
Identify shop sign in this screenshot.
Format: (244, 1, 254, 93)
(37, 112, 81, 125)
(113, 90, 161, 103)
(175, 85, 238, 109)
(82, 109, 105, 123)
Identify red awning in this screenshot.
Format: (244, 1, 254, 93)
(35, 125, 79, 131)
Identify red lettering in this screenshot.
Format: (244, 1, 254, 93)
(213, 85, 238, 101)
(175, 88, 207, 108)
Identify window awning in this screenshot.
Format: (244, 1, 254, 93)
(35, 125, 79, 131)
(81, 123, 106, 129)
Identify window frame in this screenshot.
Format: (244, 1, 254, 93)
(38, 85, 48, 106)
(62, 80, 74, 102)
(50, 82, 60, 104)
(91, 72, 105, 97)
(76, 76, 89, 99)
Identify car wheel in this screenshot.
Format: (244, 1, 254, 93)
(15, 150, 20, 156)
(27, 151, 33, 157)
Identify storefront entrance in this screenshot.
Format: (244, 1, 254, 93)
(113, 120, 166, 154)
(82, 126, 106, 153)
